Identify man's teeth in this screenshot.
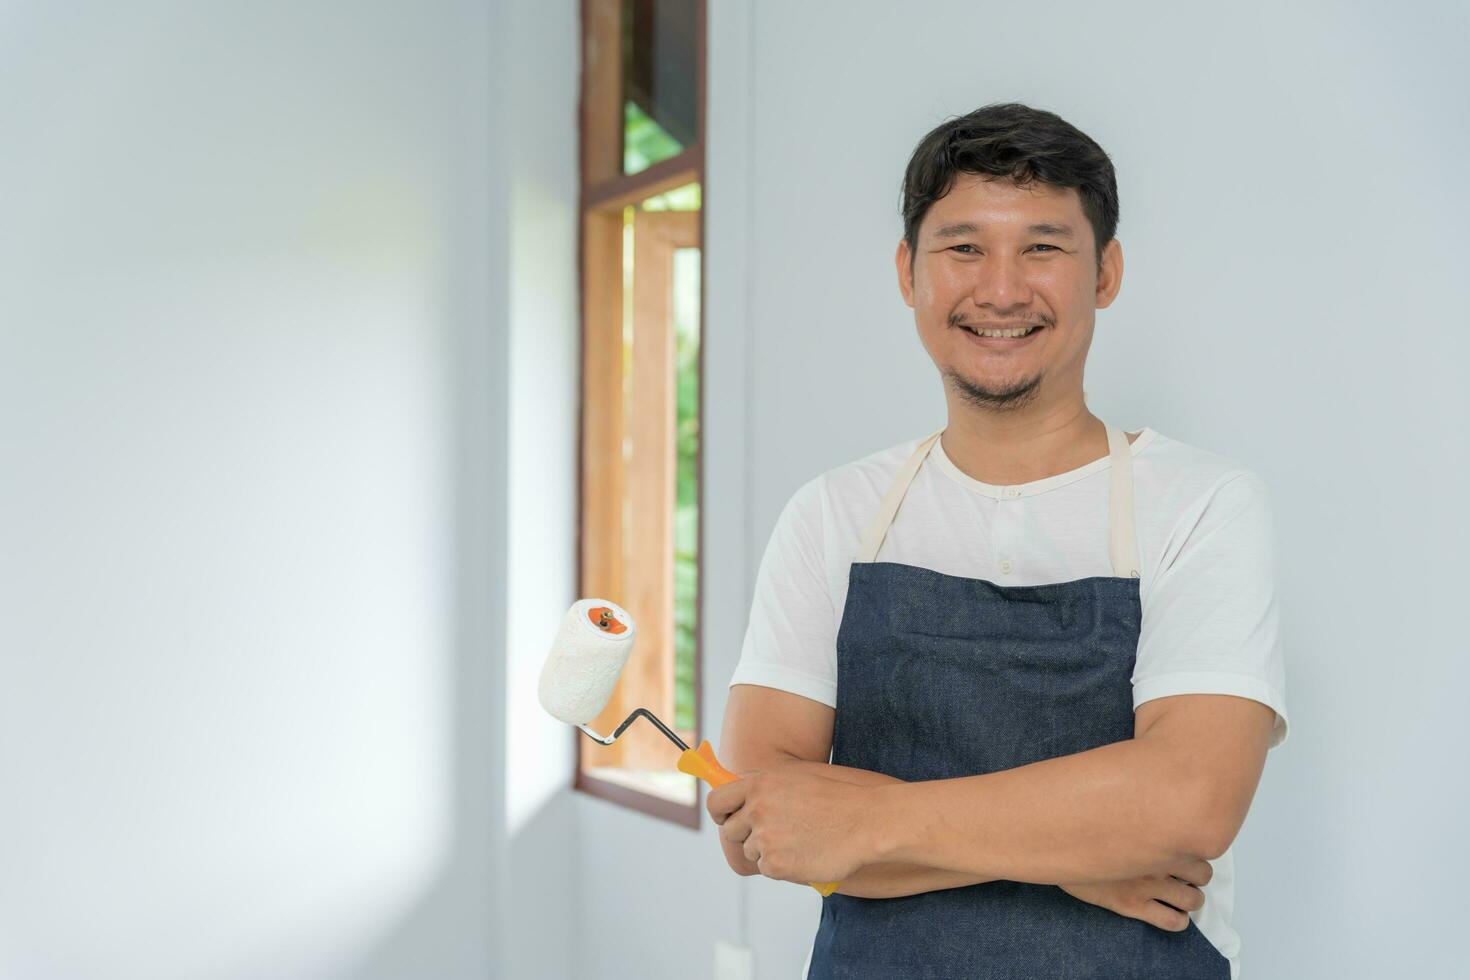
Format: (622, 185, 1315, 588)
(967, 325, 1038, 338)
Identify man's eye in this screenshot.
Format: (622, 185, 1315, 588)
(951, 243, 1057, 254)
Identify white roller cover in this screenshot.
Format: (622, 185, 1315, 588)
(536, 598, 637, 725)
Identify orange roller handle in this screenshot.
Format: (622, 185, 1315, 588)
(678, 739, 841, 897)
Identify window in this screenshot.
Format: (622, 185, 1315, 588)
(575, 0, 705, 827)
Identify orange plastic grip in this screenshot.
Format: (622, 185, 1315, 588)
(678, 740, 841, 897)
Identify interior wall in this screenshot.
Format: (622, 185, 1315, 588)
(500, 0, 581, 979)
(0, 2, 505, 977)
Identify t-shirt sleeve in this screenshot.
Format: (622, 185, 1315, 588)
(727, 475, 839, 707)
(1133, 470, 1291, 749)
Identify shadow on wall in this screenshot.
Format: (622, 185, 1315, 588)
(342, 791, 578, 980)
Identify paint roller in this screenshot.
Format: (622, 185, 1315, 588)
(538, 598, 841, 897)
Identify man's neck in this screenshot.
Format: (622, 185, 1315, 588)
(939, 399, 1125, 487)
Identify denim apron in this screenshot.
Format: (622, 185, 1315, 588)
(805, 426, 1230, 980)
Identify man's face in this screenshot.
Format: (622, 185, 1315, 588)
(896, 173, 1122, 413)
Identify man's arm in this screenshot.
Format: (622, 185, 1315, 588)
(720, 684, 996, 897)
(867, 693, 1277, 885)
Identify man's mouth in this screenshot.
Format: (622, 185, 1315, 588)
(959, 322, 1046, 340)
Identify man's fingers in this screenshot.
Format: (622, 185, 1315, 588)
(706, 780, 749, 825)
(1168, 859, 1214, 888)
(1159, 877, 1206, 913)
(1134, 874, 1205, 932)
(1141, 900, 1192, 932)
(720, 809, 753, 847)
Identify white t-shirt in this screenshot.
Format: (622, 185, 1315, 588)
(729, 427, 1289, 980)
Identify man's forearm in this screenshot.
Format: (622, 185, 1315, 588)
(712, 758, 984, 897)
(869, 736, 1216, 885)
(777, 760, 998, 898)
(835, 862, 995, 899)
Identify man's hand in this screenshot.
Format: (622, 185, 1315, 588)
(707, 764, 878, 885)
(1058, 858, 1213, 931)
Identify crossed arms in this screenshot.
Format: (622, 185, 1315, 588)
(712, 684, 1276, 896)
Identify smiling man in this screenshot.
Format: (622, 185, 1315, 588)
(710, 103, 1290, 979)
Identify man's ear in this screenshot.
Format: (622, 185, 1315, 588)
(1095, 238, 1123, 310)
(895, 239, 915, 308)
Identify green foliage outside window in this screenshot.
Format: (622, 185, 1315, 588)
(625, 101, 683, 176)
(672, 245, 700, 731)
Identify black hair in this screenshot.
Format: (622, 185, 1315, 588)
(900, 103, 1118, 272)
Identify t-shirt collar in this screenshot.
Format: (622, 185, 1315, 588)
(928, 428, 1157, 499)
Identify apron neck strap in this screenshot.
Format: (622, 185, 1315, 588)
(854, 425, 1141, 578)
(1105, 426, 1141, 578)
(854, 430, 943, 564)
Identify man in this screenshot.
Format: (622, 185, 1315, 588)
(708, 103, 1290, 979)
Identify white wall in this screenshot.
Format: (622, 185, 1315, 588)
(582, 1, 1468, 979)
(0, 2, 506, 977)
(499, 1, 582, 979)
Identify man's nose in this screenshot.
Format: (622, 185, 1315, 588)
(969, 252, 1034, 310)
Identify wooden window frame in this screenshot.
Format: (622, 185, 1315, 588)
(574, 0, 707, 828)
